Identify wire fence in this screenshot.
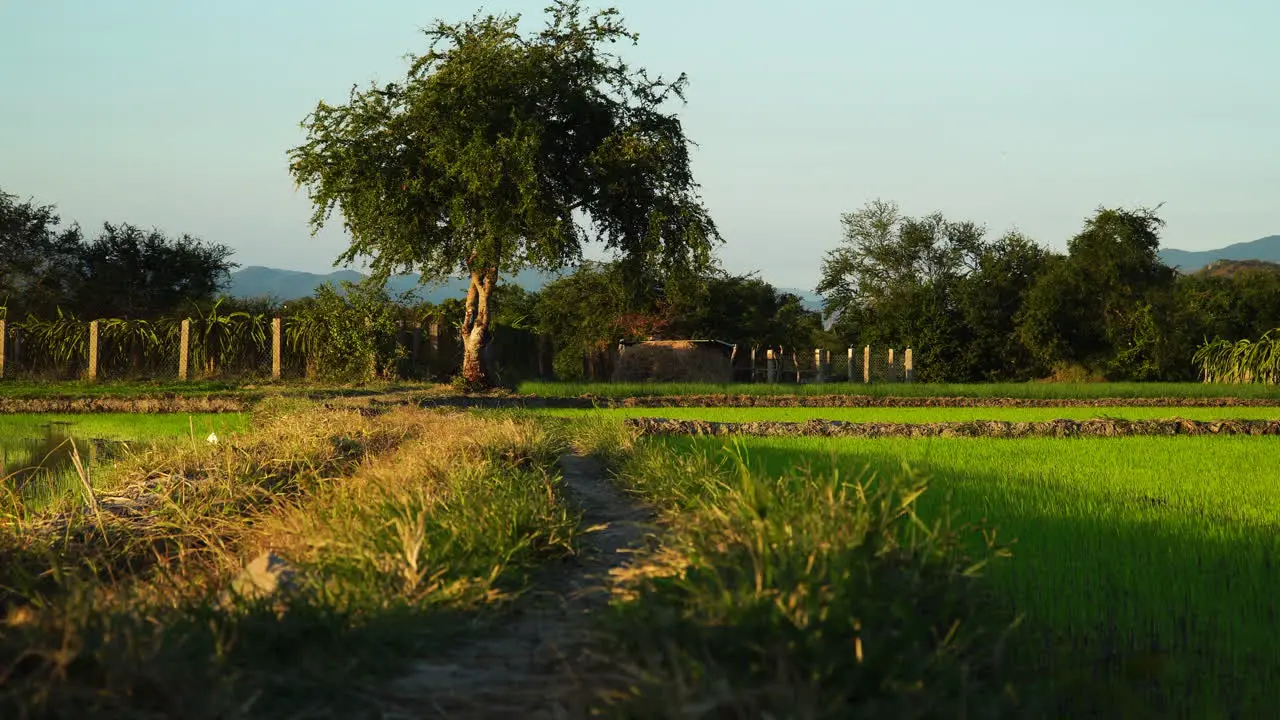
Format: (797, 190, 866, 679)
(0, 316, 550, 383)
(734, 345, 917, 385)
(0, 315, 916, 386)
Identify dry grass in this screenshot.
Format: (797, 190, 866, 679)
(0, 404, 579, 719)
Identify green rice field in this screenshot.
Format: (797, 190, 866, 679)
(637, 432, 1280, 714)
(536, 405, 1280, 423)
(2, 413, 250, 511)
(0, 412, 249, 442)
(519, 380, 1280, 400)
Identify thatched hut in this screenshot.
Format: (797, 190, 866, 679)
(612, 339, 735, 383)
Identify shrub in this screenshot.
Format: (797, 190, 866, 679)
(285, 278, 407, 382)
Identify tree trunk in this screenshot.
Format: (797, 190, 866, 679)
(460, 267, 497, 387)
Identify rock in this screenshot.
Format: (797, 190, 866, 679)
(228, 551, 299, 602)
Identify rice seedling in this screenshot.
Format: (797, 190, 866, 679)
(575, 428, 1028, 718)
(625, 432, 1280, 716)
(0, 412, 247, 442)
(519, 379, 1280, 399)
(533, 405, 1280, 424)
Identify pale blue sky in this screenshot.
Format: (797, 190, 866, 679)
(2, 1, 1277, 289)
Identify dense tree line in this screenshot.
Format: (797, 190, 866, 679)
(819, 201, 1280, 382)
(0, 188, 236, 319)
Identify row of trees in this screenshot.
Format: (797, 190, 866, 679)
(818, 201, 1280, 382)
(0, 189, 236, 319)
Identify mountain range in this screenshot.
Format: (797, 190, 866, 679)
(224, 235, 1280, 309)
(225, 265, 828, 311)
(1158, 235, 1280, 273)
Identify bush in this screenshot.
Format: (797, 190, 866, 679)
(285, 278, 407, 382)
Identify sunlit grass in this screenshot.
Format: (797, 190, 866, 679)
(0, 405, 579, 718)
(635, 433, 1280, 714)
(0, 412, 249, 441)
(519, 380, 1280, 399)
(534, 405, 1280, 423)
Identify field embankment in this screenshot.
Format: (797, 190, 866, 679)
(534, 405, 1280, 423)
(519, 380, 1280, 400)
(623, 416, 1280, 438)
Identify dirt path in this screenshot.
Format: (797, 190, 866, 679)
(385, 454, 652, 719)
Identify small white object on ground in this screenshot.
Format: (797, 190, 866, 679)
(207, 432, 218, 444)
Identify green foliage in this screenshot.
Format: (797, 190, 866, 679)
(285, 278, 408, 382)
(0, 189, 84, 316)
(816, 200, 1266, 383)
(955, 231, 1048, 380)
(1016, 206, 1176, 379)
(0, 188, 235, 319)
(667, 272, 828, 350)
(12, 309, 89, 374)
(533, 262, 632, 380)
(1193, 329, 1280, 384)
(79, 222, 236, 318)
(820, 199, 1014, 381)
(188, 298, 270, 378)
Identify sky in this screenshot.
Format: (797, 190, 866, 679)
(3, 0, 1278, 291)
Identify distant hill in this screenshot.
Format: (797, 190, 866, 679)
(1194, 259, 1280, 279)
(1160, 235, 1280, 273)
(225, 266, 560, 304)
(225, 266, 825, 312)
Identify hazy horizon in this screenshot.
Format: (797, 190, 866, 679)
(4, 0, 1277, 290)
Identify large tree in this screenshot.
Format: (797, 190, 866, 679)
(1016, 206, 1174, 377)
(817, 199, 988, 380)
(78, 222, 236, 318)
(288, 1, 720, 386)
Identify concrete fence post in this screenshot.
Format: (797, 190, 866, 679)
(178, 318, 190, 381)
(766, 348, 777, 384)
(887, 348, 895, 383)
(905, 347, 914, 383)
(750, 346, 757, 383)
(0, 319, 6, 379)
(863, 345, 870, 383)
(87, 320, 99, 381)
(814, 347, 824, 384)
(272, 317, 283, 380)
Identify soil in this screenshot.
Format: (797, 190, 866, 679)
(625, 417, 1280, 439)
(384, 454, 652, 719)
(378, 393, 1280, 411)
(0, 396, 248, 414)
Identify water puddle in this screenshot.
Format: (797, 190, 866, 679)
(1, 422, 131, 509)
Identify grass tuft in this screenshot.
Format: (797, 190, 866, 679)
(0, 405, 579, 719)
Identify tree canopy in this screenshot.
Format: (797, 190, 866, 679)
(0, 188, 235, 319)
(288, 0, 720, 386)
